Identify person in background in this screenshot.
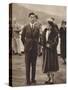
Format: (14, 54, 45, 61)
(34, 15, 42, 56)
(9, 18, 12, 55)
(19, 25, 24, 53)
(38, 23, 42, 56)
(21, 12, 40, 85)
(51, 17, 61, 55)
(12, 18, 22, 56)
(59, 20, 66, 64)
(42, 18, 59, 84)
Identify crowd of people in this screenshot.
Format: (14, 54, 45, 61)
(9, 12, 66, 85)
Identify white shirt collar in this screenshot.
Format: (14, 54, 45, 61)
(46, 30, 51, 41)
(30, 23, 34, 28)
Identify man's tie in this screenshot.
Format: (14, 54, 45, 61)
(32, 24, 34, 32)
(32, 24, 34, 29)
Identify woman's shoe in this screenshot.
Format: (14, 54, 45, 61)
(44, 78, 51, 84)
(45, 81, 50, 84)
(51, 73, 55, 84)
(49, 81, 54, 84)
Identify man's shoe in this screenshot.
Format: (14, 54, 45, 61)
(26, 82, 31, 85)
(18, 53, 22, 56)
(31, 80, 36, 84)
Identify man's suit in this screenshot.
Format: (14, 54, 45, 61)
(21, 23, 39, 84)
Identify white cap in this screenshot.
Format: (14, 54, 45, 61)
(47, 18, 53, 22)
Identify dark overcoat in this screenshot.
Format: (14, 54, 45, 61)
(42, 27, 59, 73)
(59, 27, 66, 59)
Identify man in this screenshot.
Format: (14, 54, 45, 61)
(60, 20, 66, 64)
(21, 12, 39, 85)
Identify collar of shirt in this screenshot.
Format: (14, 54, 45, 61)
(30, 23, 34, 28)
(46, 30, 51, 41)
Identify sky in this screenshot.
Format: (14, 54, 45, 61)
(19, 3, 66, 18)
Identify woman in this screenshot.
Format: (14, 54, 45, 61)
(42, 18, 59, 84)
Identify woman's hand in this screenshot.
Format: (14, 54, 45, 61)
(46, 43, 50, 48)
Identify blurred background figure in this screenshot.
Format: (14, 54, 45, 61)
(38, 23, 42, 56)
(59, 20, 66, 64)
(51, 17, 61, 55)
(9, 18, 12, 55)
(19, 25, 24, 53)
(34, 15, 42, 56)
(12, 18, 22, 55)
(51, 17, 59, 30)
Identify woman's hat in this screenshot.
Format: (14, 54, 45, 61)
(47, 18, 53, 23)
